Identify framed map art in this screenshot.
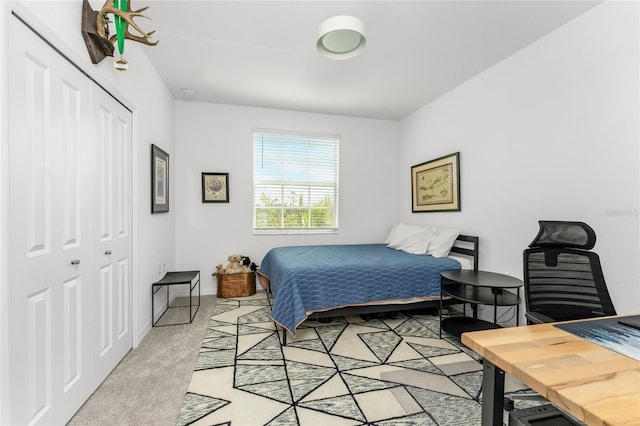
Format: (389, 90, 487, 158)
(411, 152, 460, 213)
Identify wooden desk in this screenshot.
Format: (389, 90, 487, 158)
(462, 319, 640, 426)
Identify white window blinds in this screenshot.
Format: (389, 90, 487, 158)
(253, 131, 339, 233)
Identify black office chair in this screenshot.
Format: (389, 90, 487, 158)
(504, 221, 618, 413)
(524, 220, 616, 324)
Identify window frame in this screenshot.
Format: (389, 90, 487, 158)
(252, 130, 340, 235)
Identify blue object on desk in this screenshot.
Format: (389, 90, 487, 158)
(555, 315, 640, 361)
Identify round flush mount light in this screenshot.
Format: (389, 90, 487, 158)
(317, 15, 366, 60)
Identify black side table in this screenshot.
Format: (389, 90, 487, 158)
(152, 270, 201, 327)
(439, 270, 522, 338)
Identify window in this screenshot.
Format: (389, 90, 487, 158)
(253, 131, 339, 233)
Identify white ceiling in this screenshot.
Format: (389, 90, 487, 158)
(140, 1, 601, 120)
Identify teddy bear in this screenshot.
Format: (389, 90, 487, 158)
(224, 254, 245, 274)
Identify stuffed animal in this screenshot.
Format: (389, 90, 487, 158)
(240, 255, 258, 272)
(215, 264, 224, 275)
(224, 254, 245, 274)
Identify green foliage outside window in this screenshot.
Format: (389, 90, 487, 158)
(255, 192, 335, 229)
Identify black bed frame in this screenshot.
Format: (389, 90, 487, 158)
(279, 234, 479, 345)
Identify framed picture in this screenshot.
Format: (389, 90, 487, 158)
(411, 152, 460, 213)
(151, 144, 169, 213)
(202, 172, 229, 203)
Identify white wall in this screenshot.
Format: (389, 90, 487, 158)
(400, 1, 639, 319)
(174, 101, 400, 294)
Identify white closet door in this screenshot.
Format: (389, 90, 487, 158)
(8, 15, 133, 425)
(9, 15, 94, 425)
(90, 84, 133, 381)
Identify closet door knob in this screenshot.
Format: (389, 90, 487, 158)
(105, 250, 112, 256)
(71, 259, 80, 265)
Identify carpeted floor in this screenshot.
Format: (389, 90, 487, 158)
(177, 292, 531, 425)
(68, 295, 218, 426)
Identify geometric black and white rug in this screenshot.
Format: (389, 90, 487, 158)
(177, 291, 525, 425)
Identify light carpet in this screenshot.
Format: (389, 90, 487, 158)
(177, 291, 527, 425)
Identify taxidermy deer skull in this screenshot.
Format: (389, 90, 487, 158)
(81, 0, 158, 70)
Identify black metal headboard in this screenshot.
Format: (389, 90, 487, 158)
(450, 235, 479, 272)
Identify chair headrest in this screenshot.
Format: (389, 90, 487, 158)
(529, 221, 596, 249)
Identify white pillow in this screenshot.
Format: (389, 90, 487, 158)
(384, 223, 400, 244)
(387, 223, 435, 255)
(427, 227, 461, 257)
(386, 223, 420, 246)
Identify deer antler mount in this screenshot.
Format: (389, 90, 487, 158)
(81, 0, 159, 67)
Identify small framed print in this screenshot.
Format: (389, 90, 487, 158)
(202, 172, 229, 203)
(151, 144, 169, 213)
(411, 152, 460, 213)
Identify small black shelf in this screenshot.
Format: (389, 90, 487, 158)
(442, 317, 501, 338)
(152, 270, 201, 327)
(439, 269, 523, 338)
(442, 283, 520, 306)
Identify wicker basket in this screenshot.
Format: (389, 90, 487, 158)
(215, 272, 256, 298)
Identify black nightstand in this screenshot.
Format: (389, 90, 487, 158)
(439, 269, 522, 338)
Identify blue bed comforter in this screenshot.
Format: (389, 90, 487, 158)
(258, 244, 460, 335)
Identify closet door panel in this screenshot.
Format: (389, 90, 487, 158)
(62, 276, 82, 391)
(61, 79, 83, 249)
(95, 105, 114, 242)
(117, 258, 130, 338)
(90, 84, 133, 380)
(115, 115, 130, 238)
(26, 289, 52, 424)
(23, 52, 51, 256)
(99, 264, 114, 355)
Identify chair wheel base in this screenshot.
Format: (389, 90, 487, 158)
(504, 397, 515, 412)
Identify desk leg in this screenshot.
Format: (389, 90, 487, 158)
(439, 279, 443, 338)
(482, 360, 505, 426)
(516, 288, 520, 326)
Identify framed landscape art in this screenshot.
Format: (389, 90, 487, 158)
(151, 144, 169, 213)
(411, 152, 460, 213)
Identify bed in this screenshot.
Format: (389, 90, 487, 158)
(258, 229, 479, 342)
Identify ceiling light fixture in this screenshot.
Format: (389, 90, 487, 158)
(317, 15, 366, 60)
